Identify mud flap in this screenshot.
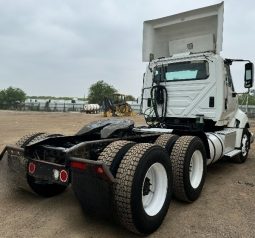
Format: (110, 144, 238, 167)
(6, 151, 32, 192)
(71, 168, 113, 217)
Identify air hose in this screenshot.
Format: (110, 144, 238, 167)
(150, 84, 168, 127)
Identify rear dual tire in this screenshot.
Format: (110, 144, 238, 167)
(155, 134, 206, 202)
(98, 141, 173, 235)
(155, 134, 179, 154)
(170, 136, 207, 202)
(98, 136, 206, 233)
(98, 140, 135, 176)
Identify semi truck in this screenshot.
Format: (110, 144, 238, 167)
(0, 2, 254, 235)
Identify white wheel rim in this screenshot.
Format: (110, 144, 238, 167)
(189, 150, 203, 189)
(241, 134, 248, 156)
(142, 162, 168, 216)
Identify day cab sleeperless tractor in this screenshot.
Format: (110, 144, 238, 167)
(0, 2, 254, 235)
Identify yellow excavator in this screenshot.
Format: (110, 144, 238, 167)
(103, 93, 135, 117)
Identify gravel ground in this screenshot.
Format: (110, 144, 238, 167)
(0, 110, 254, 238)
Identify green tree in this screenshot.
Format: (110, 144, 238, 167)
(125, 95, 136, 101)
(238, 94, 255, 105)
(0, 90, 5, 102)
(0, 87, 26, 104)
(87, 80, 117, 104)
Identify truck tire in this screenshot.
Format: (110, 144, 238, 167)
(9, 132, 67, 197)
(16, 132, 45, 147)
(113, 143, 172, 234)
(75, 141, 136, 216)
(97, 140, 135, 176)
(155, 134, 179, 155)
(170, 136, 206, 202)
(7, 132, 45, 191)
(233, 128, 251, 163)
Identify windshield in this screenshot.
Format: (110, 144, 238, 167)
(154, 60, 209, 82)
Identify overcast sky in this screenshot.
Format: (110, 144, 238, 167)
(0, 0, 254, 98)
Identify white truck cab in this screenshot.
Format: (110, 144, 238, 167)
(141, 2, 253, 164)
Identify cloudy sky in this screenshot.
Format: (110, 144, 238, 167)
(0, 0, 254, 98)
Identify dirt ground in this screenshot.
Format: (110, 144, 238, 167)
(0, 110, 254, 238)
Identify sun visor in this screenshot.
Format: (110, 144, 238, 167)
(143, 2, 224, 62)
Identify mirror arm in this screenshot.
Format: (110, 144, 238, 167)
(225, 58, 251, 64)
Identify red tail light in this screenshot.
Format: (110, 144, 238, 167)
(28, 162, 36, 174)
(95, 165, 104, 175)
(70, 161, 87, 170)
(59, 170, 68, 183)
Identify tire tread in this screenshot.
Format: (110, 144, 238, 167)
(114, 143, 153, 234)
(170, 136, 195, 202)
(155, 134, 175, 148)
(16, 132, 46, 147)
(98, 140, 133, 168)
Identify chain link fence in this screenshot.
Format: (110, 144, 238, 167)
(0, 102, 85, 112)
(1, 101, 255, 117)
(239, 105, 255, 118)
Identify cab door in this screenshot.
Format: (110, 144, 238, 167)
(224, 64, 238, 119)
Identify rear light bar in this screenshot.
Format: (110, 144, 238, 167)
(70, 161, 105, 175)
(27, 159, 70, 185)
(70, 161, 87, 170)
(94, 165, 104, 175)
(52, 168, 69, 183)
(70, 158, 114, 182)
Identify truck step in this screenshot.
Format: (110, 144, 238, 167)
(224, 149, 241, 158)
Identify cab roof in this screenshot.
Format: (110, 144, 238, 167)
(143, 2, 224, 62)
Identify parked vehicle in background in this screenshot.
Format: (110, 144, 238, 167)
(82, 104, 100, 114)
(102, 93, 134, 117)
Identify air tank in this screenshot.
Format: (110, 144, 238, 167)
(206, 132, 225, 165)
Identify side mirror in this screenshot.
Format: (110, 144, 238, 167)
(244, 62, 254, 88)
